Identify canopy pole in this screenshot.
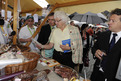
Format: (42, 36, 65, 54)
(5, 0, 8, 20)
(32, 8, 38, 16)
(8, 16, 13, 22)
(13, 0, 18, 45)
(25, 4, 58, 46)
(0, 0, 2, 11)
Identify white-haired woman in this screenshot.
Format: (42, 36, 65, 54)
(36, 11, 83, 68)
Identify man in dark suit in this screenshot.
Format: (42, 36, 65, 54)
(37, 12, 55, 57)
(37, 12, 55, 45)
(91, 8, 121, 81)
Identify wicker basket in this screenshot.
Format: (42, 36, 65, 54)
(5, 52, 40, 75)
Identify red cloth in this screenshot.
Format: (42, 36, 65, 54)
(87, 28, 94, 36)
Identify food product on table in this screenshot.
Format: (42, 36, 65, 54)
(54, 65, 78, 80)
(43, 69, 51, 74)
(42, 59, 60, 67)
(10, 44, 30, 52)
(14, 69, 50, 81)
(0, 44, 30, 55)
(0, 51, 28, 65)
(0, 44, 11, 54)
(16, 69, 39, 81)
(33, 70, 49, 81)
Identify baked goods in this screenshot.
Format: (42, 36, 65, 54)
(14, 69, 50, 81)
(0, 51, 28, 65)
(0, 44, 11, 54)
(54, 65, 78, 80)
(0, 51, 23, 59)
(0, 44, 30, 55)
(10, 44, 30, 52)
(33, 70, 49, 81)
(15, 69, 39, 81)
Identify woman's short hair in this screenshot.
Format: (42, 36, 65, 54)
(54, 11, 70, 24)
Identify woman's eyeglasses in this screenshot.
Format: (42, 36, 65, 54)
(55, 19, 62, 23)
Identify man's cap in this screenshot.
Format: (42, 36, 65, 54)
(26, 15, 34, 20)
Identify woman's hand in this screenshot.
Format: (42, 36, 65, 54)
(35, 43, 43, 49)
(60, 45, 71, 51)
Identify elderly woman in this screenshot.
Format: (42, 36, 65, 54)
(36, 11, 83, 68)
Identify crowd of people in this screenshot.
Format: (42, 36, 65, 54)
(0, 8, 121, 81)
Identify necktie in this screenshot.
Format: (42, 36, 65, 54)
(109, 33, 117, 50)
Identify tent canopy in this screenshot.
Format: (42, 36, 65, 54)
(1, 0, 114, 14)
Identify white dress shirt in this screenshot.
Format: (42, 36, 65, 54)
(109, 31, 121, 43)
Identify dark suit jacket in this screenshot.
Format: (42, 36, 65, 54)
(37, 24, 51, 45)
(92, 30, 121, 81)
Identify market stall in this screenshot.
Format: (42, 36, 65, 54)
(1, 0, 120, 81)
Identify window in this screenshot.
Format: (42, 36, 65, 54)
(33, 0, 48, 8)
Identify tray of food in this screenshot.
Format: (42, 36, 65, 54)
(53, 65, 79, 80)
(41, 59, 60, 67)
